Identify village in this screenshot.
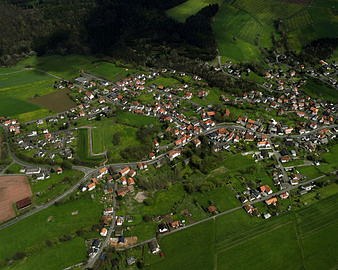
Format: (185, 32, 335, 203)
(1, 56, 338, 266)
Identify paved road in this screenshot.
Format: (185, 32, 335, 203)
(85, 181, 118, 269)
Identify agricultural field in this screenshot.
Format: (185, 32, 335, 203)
(145, 193, 338, 270)
(166, 0, 222, 22)
(212, 0, 338, 62)
(0, 193, 102, 269)
(284, 0, 338, 52)
(0, 175, 32, 223)
(30, 89, 76, 113)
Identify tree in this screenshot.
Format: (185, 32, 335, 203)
(112, 132, 121, 145)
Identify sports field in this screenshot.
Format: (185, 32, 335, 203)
(0, 175, 32, 223)
(146, 193, 338, 269)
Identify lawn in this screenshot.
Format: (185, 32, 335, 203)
(0, 193, 102, 265)
(302, 78, 338, 103)
(166, 0, 222, 22)
(144, 193, 338, 270)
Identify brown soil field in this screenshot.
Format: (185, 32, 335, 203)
(30, 89, 76, 113)
(0, 175, 32, 223)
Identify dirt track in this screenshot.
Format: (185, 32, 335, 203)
(0, 175, 32, 223)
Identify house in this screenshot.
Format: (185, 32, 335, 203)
(128, 169, 136, 177)
(25, 167, 41, 175)
(193, 138, 201, 148)
(98, 167, 108, 178)
(16, 197, 32, 210)
(265, 197, 278, 205)
(207, 205, 218, 214)
(137, 162, 147, 170)
(100, 228, 108, 237)
(168, 150, 181, 161)
(263, 213, 272, 219)
(280, 156, 291, 163)
(260, 185, 273, 195)
(243, 204, 254, 215)
(85, 91, 94, 100)
(290, 179, 299, 186)
(148, 239, 160, 254)
(87, 182, 96, 191)
(127, 177, 135, 186)
(119, 167, 130, 176)
(280, 192, 289, 199)
(158, 223, 169, 233)
(116, 187, 129, 197)
(104, 207, 114, 216)
(170, 220, 181, 229)
(56, 167, 63, 175)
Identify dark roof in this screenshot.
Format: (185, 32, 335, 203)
(16, 197, 32, 209)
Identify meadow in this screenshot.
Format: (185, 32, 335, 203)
(145, 193, 338, 270)
(0, 193, 102, 269)
(166, 0, 222, 22)
(211, 0, 338, 62)
(302, 78, 338, 103)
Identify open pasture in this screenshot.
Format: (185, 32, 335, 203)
(0, 193, 102, 265)
(145, 193, 338, 270)
(0, 175, 32, 223)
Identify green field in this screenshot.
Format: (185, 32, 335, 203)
(76, 115, 155, 163)
(6, 237, 87, 270)
(146, 193, 338, 269)
(302, 78, 338, 103)
(0, 193, 102, 269)
(30, 169, 84, 205)
(285, 0, 338, 52)
(166, 0, 222, 22)
(212, 0, 338, 62)
(85, 61, 139, 82)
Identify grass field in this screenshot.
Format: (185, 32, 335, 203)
(285, 0, 338, 52)
(30, 170, 84, 205)
(77, 116, 148, 162)
(0, 193, 102, 268)
(302, 78, 338, 103)
(212, 0, 338, 62)
(146, 193, 338, 269)
(6, 237, 87, 270)
(166, 0, 222, 22)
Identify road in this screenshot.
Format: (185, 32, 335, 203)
(85, 181, 118, 269)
